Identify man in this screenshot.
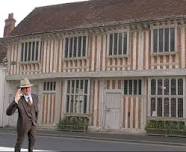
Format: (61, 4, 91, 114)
(6, 78, 39, 152)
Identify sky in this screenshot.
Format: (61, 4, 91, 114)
(0, 0, 86, 37)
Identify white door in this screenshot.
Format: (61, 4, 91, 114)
(104, 91, 121, 130)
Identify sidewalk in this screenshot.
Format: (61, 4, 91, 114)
(1, 127, 186, 147)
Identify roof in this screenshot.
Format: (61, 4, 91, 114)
(10, 0, 186, 37)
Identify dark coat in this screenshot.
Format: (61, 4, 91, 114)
(6, 94, 39, 132)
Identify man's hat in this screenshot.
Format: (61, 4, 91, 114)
(19, 78, 33, 88)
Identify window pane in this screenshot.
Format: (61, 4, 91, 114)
(35, 41, 39, 61)
(153, 29, 158, 52)
(123, 33, 127, 55)
(151, 98, 156, 116)
(53, 82, 56, 90)
(118, 33, 122, 55)
(75, 80, 79, 93)
(109, 34, 113, 55)
(78, 36, 82, 57)
(178, 98, 183, 118)
(66, 95, 70, 112)
(69, 38, 73, 58)
(50, 82, 53, 90)
(24, 42, 27, 61)
(82, 36, 86, 57)
(70, 95, 74, 112)
(43, 82, 46, 90)
(65, 38, 68, 58)
(171, 98, 176, 117)
(73, 37, 77, 57)
(134, 80, 137, 95)
(157, 79, 162, 95)
(32, 41, 35, 61)
(129, 80, 132, 95)
(164, 79, 169, 95)
(178, 79, 183, 95)
(164, 28, 169, 52)
(84, 80, 88, 94)
(159, 29, 163, 52)
(21, 43, 24, 61)
(164, 98, 169, 117)
(124, 80, 128, 95)
(171, 79, 176, 95)
(47, 82, 50, 90)
(157, 98, 162, 117)
(28, 42, 31, 61)
(138, 80, 142, 95)
(67, 80, 70, 93)
(71, 80, 75, 93)
(83, 96, 87, 113)
(80, 80, 84, 90)
(170, 28, 175, 52)
(151, 79, 156, 95)
(114, 33, 118, 55)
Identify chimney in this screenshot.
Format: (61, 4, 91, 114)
(3, 13, 16, 37)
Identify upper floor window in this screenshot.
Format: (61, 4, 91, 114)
(108, 32, 128, 57)
(152, 27, 176, 53)
(21, 40, 41, 63)
(64, 36, 87, 59)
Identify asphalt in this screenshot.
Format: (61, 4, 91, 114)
(1, 127, 186, 147)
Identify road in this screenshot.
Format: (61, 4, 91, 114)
(0, 132, 186, 151)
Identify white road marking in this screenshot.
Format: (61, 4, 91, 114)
(0, 147, 48, 151)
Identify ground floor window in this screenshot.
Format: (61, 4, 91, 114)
(150, 78, 184, 118)
(66, 79, 90, 114)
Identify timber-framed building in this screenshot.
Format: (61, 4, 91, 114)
(3, 0, 186, 134)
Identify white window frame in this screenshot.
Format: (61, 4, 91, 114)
(65, 79, 90, 114)
(149, 77, 185, 119)
(123, 79, 142, 96)
(107, 29, 129, 58)
(151, 25, 177, 55)
(20, 39, 41, 64)
(63, 34, 88, 60)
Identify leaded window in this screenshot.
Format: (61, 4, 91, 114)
(150, 78, 184, 118)
(152, 28, 176, 53)
(108, 32, 128, 57)
(66, 79, 90, 114)
(21, 40, 40, 63)
(43, 81, 56, 91)
(123, 79, 142, 95)
(64, 36, 87, 59)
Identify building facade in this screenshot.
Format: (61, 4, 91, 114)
(3, 0, 186, 134)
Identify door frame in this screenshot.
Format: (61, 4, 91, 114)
(102, 89, 123, 130)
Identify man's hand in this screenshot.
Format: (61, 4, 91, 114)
(15, 89, 22, 104)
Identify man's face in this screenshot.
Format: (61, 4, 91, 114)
(21, 87, 32, 95)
